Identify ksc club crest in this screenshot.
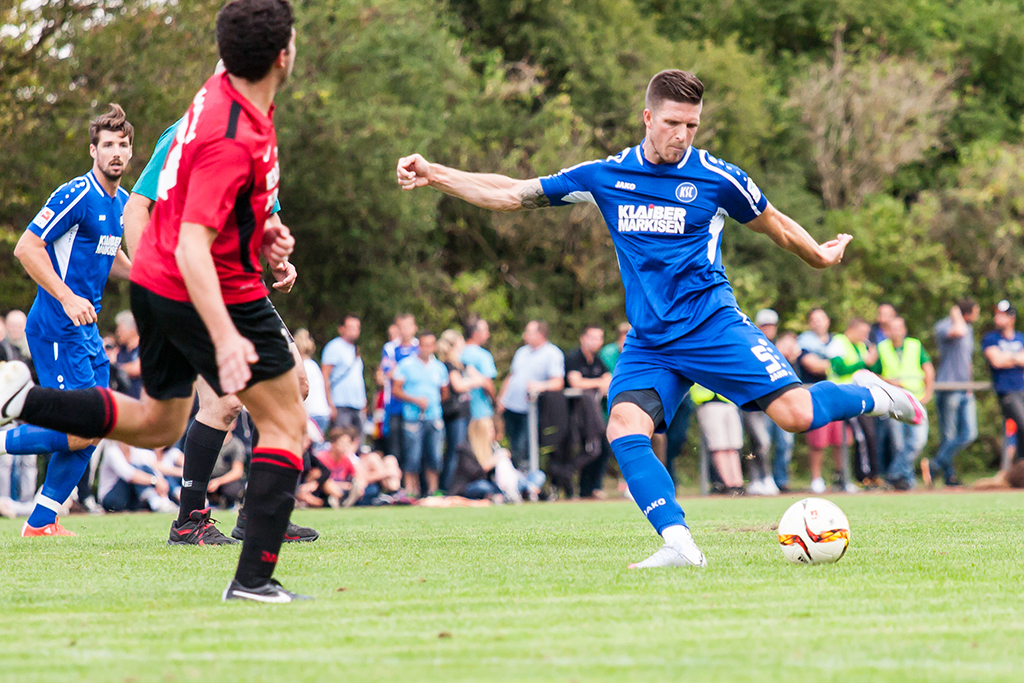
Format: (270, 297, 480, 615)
(675, 182, 698, 203)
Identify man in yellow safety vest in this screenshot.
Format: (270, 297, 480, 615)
(826, 318, 880, 489)
(872, 317, 934, 489)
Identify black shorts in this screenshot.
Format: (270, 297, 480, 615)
(130, 283, 296, 400)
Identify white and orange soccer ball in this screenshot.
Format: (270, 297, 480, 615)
(778, 498, 850, 565)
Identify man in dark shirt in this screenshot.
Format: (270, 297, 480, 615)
(566, 325, 612, 498)
(983, 300, 1024, 476)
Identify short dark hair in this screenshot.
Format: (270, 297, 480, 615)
(216, 0, 294, 82)
(418, 330, 436, 341)
(957, 298, 978, 316)
(90, 104, 134, 146)
(581, 324, 603, 337)
(328, 426, 360, 443)
(645, 70, 704, 111)
(463, 314, 484, 341)
(341, 313, 360, 325)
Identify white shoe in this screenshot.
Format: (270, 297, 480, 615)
(746, 479, 767, 496)
(810, 477, 826, 494)
(761, 477, 780, 496)
(852, 370, 926, 425)
(629, 526, 707, 568)
(0, 362, 33, 426)
(844, 481, 861, 494)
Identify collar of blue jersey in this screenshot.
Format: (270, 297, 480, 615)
(86, 170, 119, 199)
(636, 140, 693, 172)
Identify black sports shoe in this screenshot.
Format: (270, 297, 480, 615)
(231, 510, 319, 543)
(168, 508, 239, 545)
(222, 578, 312, 603)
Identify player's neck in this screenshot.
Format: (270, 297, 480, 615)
(641, 138, 675, 165)
(90, 167, 120, 197)
(227, 74, 277, 116)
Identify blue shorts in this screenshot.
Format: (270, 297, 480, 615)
(608, 306, 800, 430)
(27, 328, 111, 391)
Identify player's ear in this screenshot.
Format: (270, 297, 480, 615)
(89, 144, 98, 161)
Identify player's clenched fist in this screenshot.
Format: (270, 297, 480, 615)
(397, 154, 432, 190)
(61, 293, 98, 327)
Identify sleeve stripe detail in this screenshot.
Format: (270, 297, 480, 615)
(561, 190, 596, 205)
(635, 145, 644, 165)
(39, 186, 89, 240)
(698, 150, 761, 216)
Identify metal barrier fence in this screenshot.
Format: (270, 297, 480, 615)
(524, 380, 997, 494)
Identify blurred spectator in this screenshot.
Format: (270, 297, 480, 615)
(498, 320, 565, 470)
(870, 302, 897, 345)
(316, 427, 403, 506)
(598, 322, 631, 372)
(448, 417, 545, 502)
(113, 311, 143, 398)
(770, 332, 800, 490)
(462, 316, 498, 467)
(295, 329, 331, 434)
(827, 317, 878, 491)
(322, 314, 366, 432)
(565, 324, 612, 498)
(96, 441, 177, 513)
(798, 308, 847, 493)
(103, 335, 132, 394)
(0, 316, 8, 361)
(380, 313, 418, 461)
(392, 331, 449, 496)
(874, 317, 933, 489)
(2, 310, 32, 369)
(437, 329, 479, 491)
(927, 299, 980, 487)
(691, 385, 744, 494)
(206, 428, 247, 509)
(743, 310, 781, 496)
(982, 299, 1024, 476)
(663, 394, 693, 486)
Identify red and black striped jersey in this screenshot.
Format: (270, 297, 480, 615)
(131, 72, 280, 305)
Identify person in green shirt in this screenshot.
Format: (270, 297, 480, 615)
(870, 317, 933, 489)
(598, 322, 631, 372)
(826, 318, 880, 489)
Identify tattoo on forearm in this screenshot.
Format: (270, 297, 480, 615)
(519, 185, 550, 210)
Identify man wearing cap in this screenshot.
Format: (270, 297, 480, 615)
(927, 299, 979, 487)
(982, 300, 1024, 481)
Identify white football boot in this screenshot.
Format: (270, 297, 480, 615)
(0, 362, 33, 427)
(629, 526, 707, 569)
(852, 370, 926, 425)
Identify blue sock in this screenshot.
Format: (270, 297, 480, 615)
(611, 434, 685, 533)
(807, 382, 875, 430)
(26, 446, 94, 528)
(2, 425, 70, 455)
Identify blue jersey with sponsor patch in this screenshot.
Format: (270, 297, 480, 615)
(540, 143, 768, 345)
(25, 171, 129, 342)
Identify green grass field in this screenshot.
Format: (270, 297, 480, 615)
(1, 492, 1022, 682)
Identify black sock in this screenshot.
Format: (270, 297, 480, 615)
(21, 387, 117, 438)
(176, 420, 226, 526)
(234, 453, 300, 588)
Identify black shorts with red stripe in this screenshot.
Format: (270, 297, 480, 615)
(130, 283, 295, 400)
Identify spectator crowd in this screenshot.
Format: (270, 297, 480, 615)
(4, 296, 1024, 520)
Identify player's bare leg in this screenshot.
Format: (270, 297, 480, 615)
(607, 402, 706, 569)
(168, 376, 243, 546)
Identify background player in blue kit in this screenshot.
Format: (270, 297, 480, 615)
(1, 105, 134, 536)
(397, 70, 925, 568)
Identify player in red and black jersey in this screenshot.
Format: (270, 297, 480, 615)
(0, 0, 309, 603)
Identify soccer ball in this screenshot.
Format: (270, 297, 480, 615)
(777, 497, 850, 565)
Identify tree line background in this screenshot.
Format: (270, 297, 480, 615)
(2, 0, 1024, 475)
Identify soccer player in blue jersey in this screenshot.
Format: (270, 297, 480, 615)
(1, 105, 134, 536)
(397, 70, 925, 568)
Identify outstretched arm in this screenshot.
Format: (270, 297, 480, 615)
(397, 153, 548, 212)
(746, 204, 852, 269)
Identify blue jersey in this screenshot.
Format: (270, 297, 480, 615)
(25, 171, 129, 342)
(540, 143, 768, 345)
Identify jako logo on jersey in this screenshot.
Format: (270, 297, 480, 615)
(95, 234, 122, 256)
(675, 182, 698, 203)
(615, 180, 636, 191)
(643, 498, 666, 517)
(617, 204, 686, 234)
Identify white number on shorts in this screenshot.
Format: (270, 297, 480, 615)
(751, 341, 782, 375)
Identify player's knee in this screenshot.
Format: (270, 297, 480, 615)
(773, 403, 814, 433)
(196, 394, 244, 430)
